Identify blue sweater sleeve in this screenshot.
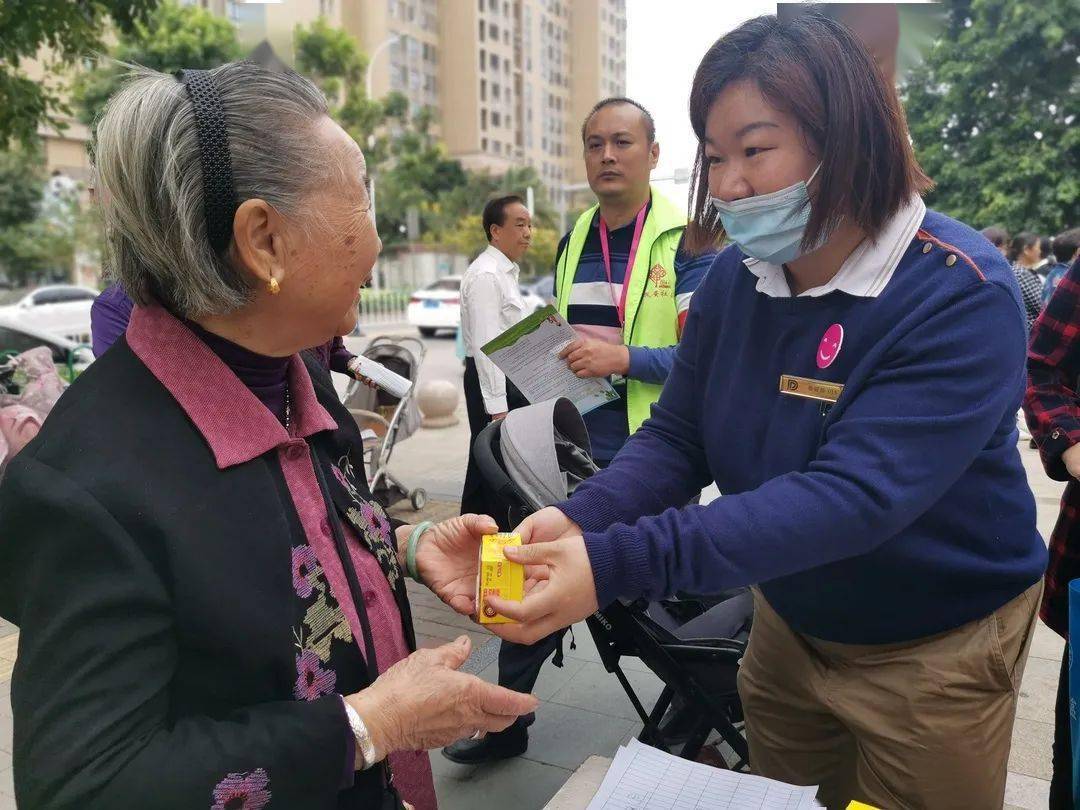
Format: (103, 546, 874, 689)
(624, 239, 717, 385)
(560, 278, 1027, 607)
(626, 345, 677, 384)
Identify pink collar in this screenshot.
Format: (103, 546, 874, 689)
(126, 305, 337, 469)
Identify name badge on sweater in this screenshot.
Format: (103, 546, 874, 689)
(779, 374, 844, 404)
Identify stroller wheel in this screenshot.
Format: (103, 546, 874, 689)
(410, 488, 428, 511)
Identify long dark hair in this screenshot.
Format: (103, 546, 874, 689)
(684, 13, 932, 253)
(1008, 231, 1039, 264)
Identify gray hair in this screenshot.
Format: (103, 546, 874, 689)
(94, 61, 338, 318)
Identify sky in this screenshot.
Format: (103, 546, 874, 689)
(625, 0, 776, 209)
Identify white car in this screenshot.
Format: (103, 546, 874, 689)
(406, 276, 546, 338)
(0, 285, 98, 344)
(0, 315, 95, 372)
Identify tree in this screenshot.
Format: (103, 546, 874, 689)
(0, 0, 158, 147)
(294, 16, 386, 148)
(903, 0, 1079, 235)
(422, 165, 562, 276)
(0, 149, 77, 283)
(72, 1, 241, 127)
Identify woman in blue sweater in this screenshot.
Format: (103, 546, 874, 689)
(477, 14, 1047, 808)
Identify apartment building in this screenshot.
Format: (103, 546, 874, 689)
(32, 0, 626, 199)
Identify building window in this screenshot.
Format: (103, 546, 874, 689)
(490, 22, 499, 39)
(480, 48, 486, 69)
(492, 111, 501, 127)
(480, 79, 487, 100)
(494, 141, 503, 154)
(482, 137, 488, 150)
(479, 20, 485, 40)
(493, 82, 501, 100)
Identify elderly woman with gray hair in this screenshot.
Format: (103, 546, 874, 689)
(0, 61, 536, 810)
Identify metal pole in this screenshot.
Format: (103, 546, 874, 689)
(365, 34, 402, 100)
(558, 187, 567, 236)
(369, 175, 381, 291)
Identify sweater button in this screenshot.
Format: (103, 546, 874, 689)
(945, 254, 958, 266)
(922, 242, 932, 253)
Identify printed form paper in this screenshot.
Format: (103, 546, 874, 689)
(586, 739, 823, 810)
(481, 305, 620, 416)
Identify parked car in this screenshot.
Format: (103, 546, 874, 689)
(0, 285, 98, 344)
(407, 276, 547, 338)
(407, 277, 462, 338)
(0, 315, 95, 378)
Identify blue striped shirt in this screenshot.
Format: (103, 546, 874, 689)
(554, 206, 715, 464)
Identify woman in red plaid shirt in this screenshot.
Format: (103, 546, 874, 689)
(1024, 255, 1080, 809)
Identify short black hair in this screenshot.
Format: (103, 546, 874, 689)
(482, 195, 526, 242)
(684, 13, 931, 254)
(581, 97, 656, 145)
(1054, 228, 1080, 264)
(980, 226, 1009, 248)
(1040, 235, 1054, 260)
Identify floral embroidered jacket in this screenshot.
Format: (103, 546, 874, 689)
(0, 305, 431, 809)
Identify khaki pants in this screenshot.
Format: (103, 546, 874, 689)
(737, 582, 1042, 810)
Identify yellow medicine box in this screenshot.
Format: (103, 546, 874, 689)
(476, 533, 525, 624)
(847, 803, 880, 809)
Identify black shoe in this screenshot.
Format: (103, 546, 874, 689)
(441, 723, 528, 764)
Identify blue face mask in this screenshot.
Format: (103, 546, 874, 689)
(709, 164, 821, 264)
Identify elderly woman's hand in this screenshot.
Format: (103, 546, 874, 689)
(345, 636, 537, 758)
(397, 514, 499, 615)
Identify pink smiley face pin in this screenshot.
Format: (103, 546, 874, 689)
(816, 323, 844, 369)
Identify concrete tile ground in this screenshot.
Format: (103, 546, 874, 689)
(0, 331, 1069, 808)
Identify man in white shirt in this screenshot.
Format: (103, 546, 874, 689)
(459, 195, 533, 521)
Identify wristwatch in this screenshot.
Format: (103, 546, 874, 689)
(342, 696, 378, 771)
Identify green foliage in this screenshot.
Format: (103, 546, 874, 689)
(0, 0, 158, 146)
(0, 148, 44, 229)
(419, 165, 561, 275)
(903, 0, 1079, 234)
(0, 148, 78, 282)
(72, 1, 241, 127)
(293, 18, 385, 158)
(295, 17, 366, 86)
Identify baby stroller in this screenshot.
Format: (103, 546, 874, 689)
(473, 399, 752, 769)
(343, 335, 428, 511)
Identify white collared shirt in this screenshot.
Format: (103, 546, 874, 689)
(460, 244, 530, 414)
(743, 195, 927, 299)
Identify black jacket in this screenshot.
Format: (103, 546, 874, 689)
(0, 338, 412, 809)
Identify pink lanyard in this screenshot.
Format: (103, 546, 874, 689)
(599, 203, 648, 326)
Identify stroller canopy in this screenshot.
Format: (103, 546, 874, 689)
(499, 398, 598, 510)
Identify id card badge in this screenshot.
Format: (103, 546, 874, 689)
(778, 375, 844, 404)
